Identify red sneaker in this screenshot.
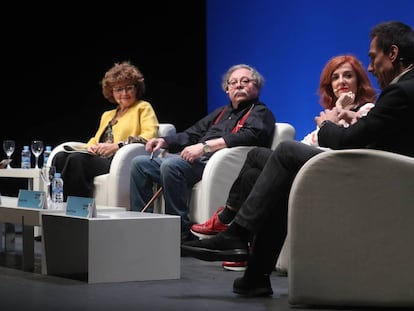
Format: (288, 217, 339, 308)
(222, 261, 247, 271)
(190, 206, 229, 238)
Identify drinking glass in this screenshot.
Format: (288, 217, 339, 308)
(31, 140, 44, 169)
(2, 140, 15, 169)
(41, 165, 56, 209)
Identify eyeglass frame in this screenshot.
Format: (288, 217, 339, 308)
(226, 77, 256, 88)
(112, 84, 136, 93)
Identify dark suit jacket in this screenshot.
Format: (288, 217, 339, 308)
(318, 69, 414, 157)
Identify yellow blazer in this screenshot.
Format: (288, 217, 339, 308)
(87, 100, 159, 146)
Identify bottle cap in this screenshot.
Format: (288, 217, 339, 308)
(54, 172, 61, 178)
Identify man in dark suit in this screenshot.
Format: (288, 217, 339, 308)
(181, 20, 414, 297)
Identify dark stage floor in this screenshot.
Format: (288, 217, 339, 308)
(0, 234, 406, 311)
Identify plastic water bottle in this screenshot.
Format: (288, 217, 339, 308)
(21, 145, 31, 169)
(43, 145, 52, 167)
(52, 172, 64, 210)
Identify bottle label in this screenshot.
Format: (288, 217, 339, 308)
(43, 151, 51, 167)
(21, 150, 31, 169)
(52, 177, 64, 209)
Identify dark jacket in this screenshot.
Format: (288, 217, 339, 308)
(164, 98, 276, 157)
(319, 69, 414, 157)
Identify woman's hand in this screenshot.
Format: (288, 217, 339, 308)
(335, 92, 355, 109)
(89, 142, 118, 157)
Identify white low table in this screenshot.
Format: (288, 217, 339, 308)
(0, 168, 45, 241)
(0, 168, 44, 192)
(0, 196, 64, 272)
(42, 211, 180, 283)
(0, 196, 127, 273)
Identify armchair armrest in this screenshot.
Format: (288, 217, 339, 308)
(270, 122, 296, 149)
(46, 141, 87, 167)
(94, 143, 148, 208)
(189, 146, 255, 223)
(288, 149, 414, 307)
(189, 122, 296, 224)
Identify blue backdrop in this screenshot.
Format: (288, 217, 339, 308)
(206, 0, 414, 140)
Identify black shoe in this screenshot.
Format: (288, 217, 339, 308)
(233, 274, 273, 297)
(181, 231, 199, 244)
(180, 231, 248, 261)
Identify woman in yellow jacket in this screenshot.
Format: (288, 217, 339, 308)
(53, 61, 159, 200)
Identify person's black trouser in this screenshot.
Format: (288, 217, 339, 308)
(53, 151, 111, 200)
(234, 140, 325, 275)
(226, 147, 273, 209)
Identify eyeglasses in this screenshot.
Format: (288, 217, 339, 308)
(227, 78, 255, 88)
(113, 85, 136, 93)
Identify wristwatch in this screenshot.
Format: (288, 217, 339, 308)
(202, 142, 212, 154)
(117, 141, 125, 149)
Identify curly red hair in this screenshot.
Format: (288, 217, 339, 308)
(318, 55, 377, 109)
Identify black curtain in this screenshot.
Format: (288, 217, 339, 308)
(0, 2, 207, 196)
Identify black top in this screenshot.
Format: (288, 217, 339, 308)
(163, 98, 276, 157)
(319, 69, 414, 157)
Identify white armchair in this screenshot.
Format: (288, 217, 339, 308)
(153, 123, 296, 220)
(287, 149, 414, 307)
(188, 122, 296, 225)
(47, 123, 176, 209)
(185, 122, 295, 275)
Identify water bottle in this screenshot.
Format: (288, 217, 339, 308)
(21, 145, 31, 169)
(43, 145, 52, 167)
(52, 172, 64, 210)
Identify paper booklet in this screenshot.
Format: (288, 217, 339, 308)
(63, 144, 93, 155)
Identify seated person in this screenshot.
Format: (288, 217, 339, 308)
(53, 61, 159, 200)
(129, 64, 276, 243)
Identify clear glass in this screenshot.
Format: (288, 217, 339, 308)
(41, 165, 56, 209)
(31, 140, 44, 169)
(2, 140, 15, 169)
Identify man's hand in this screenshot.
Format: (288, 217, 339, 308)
(315, 108, 341, 127)
(337, 109, 359, 127)
(0, 159, 12, 169)
(145, 138, 167, 153)
(180, 143, 204, 163)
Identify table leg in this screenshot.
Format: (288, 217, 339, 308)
(4, 222, 16, 251)
(22, 224, 35, 271)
